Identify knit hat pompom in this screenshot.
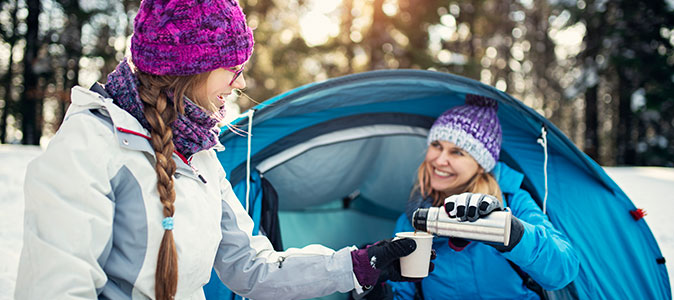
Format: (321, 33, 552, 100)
(131, 0, 254, 76)
(427, 94, 502, 172)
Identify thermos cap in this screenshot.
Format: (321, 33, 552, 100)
(412, 208, 429, 232)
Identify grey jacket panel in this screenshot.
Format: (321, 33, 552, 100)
(100, 166, 148, 299)
(16, 109, 117, 299)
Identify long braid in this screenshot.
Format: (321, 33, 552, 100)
(137, 72, 180, 300)
(134, 63, 211, 299)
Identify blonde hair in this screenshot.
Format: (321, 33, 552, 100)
(416, 161, 503, 207)
(135, 67, 209, 300)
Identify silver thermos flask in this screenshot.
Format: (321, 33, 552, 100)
(412, 207, 513, 246)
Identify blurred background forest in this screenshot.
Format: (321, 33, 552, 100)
(0, 0, 672, 166)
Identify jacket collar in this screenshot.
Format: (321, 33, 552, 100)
(70, 85, 151, 137)
(69, 85, 199, 179)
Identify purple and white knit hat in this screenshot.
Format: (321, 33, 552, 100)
(427, 94, 502, 172)
(131, 0, 254, 76)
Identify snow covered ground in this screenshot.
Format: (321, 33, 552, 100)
(0, 145, 42, 300)
(0, 145, 672, 299)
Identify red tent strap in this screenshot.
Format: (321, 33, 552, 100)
(629, 208, 647, 221)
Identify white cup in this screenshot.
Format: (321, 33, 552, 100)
(395, 231, 434, 278)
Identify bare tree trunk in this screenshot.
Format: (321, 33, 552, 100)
(1, 47, 13, 144)
(340, 0, 354, 73)
(616, 70, 636, 165)
(580, 0, 604, 162)
(1, 47, 14, 144)
(0, 75, 10, 144)
(465, 3, 478, 79)
(0, 1, 18, 143)
(495, 0, 515, 94)
(397, 0, 433, 69)
(58, 0, 85, 126)
(20, 0, 41, 145)
(528, 0, 563, 123)
(367, 0, 387, 70)
(584, 85, 599, 160)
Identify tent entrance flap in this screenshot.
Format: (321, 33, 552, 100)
(257, 124, 429, 174)
(260, 125, 428, 212)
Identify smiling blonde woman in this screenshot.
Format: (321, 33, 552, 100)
(382, 94, 580, 300)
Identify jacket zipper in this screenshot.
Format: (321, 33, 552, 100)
(189, 162, 208, 184)
(176, 149, 207, 184)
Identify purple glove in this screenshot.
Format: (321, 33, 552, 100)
(350, 238, 416, 287)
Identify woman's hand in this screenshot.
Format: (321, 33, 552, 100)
(351, 238, 435, 287)
(444, 192, 502, 222)
(443, 192, 524, 252)
(351, 238, 415, 287)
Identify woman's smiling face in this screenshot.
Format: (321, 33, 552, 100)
(192, 65, 246, 113)
(424, 140, 480, 194)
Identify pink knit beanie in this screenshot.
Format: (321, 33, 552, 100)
(131, 0, 254, 76)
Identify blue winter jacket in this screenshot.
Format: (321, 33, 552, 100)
(389, 162, 579, 300)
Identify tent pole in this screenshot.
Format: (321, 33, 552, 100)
(245, 109, 255, 213)
(537, 126, 549, 214)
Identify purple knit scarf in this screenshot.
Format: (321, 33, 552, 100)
(105, 59, 223, 158)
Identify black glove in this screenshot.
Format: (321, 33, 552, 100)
(448, 237, 471, 250)
(489, 215, 525, 252)
(363, 282, 394, 300)
(444, 192, 503, 222)
(351, 239, 435, 287)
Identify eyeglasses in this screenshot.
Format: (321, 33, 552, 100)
(227, 65, 245, 86)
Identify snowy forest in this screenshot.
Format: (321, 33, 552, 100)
(0, 0, 673, 166)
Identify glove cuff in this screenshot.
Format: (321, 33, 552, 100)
(491, 216, 525, 252)
(448, 237, 471, 251)
(366, 282, 394, 300)
(351, 249, 381, 287)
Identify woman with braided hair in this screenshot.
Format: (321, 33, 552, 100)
(15, 1, 423, 299)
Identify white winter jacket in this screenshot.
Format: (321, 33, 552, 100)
(15, 86, 358, 299)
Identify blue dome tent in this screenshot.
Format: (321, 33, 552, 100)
(204, 70, 670, 299)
